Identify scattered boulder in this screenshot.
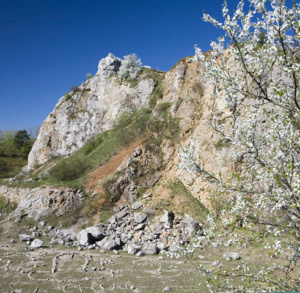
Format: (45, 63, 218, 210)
(134, 212, 148, 224)
(97, 236, 121, 250)
(19, 234, 31, 241)
(131, 201, 143, 210)
(142, 242, 158, 255)
(160, 210, 174, 229)
(31, 239, 43, 248)
(181, 214, 201, 237)
(128, 243, 141, 255)
(77, 226, 105, 246)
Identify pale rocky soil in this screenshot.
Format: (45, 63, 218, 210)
(0, 219, 212, 293)
(1, 216, 293, 293)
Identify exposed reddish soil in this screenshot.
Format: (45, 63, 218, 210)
(84, 139, 143, 193)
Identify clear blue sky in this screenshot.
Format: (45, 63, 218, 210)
(0, 0, 240, 131)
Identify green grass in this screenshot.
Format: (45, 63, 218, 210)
(168, 179, 208, 222)
(215, 139, 231, 150)
(0, 195, 18, 216)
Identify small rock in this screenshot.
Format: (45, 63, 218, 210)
(131, 201, 143, 210)
(134, 212, 148, 224)
(128, 243, 141, 255)
(136, 251, 145, 257)
(115, 210, 129, 220)
(113, 203, 127, 213)
(223, 252, 241, 260)
(142, 242, 158, 255)
(163, 287, 172, 292)
(31, 239, 43, 248)
(19, 234, 31, 241)
(134, 223, 145, 231)
(32, 232, 40, 237)
(213, 260, 222, 268)
(160, 210, 174, 229)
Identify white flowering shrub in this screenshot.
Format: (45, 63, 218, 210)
(118, 53, 142, 80)
(181, 0, 300, 291)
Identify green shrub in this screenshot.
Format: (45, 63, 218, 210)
(0, 159, 8, 172)
(71, 85, 80, 93)
(49, 156, 88, 181)
(64, 93, 72, 101)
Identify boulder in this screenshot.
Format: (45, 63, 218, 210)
(19, 234, 31, 241)
(181, 214, 200, 237)
(97, 236, 120, 250)
(128, 243, 141, 255)
(77, 226, 105, 246)
(131, 201, 143, 210)
(134, 212, 148, 224)
(142, 242, 158, 255)
(115, 210, 129, 220)
(160, 210, 174, 229)
(31, 239, 43, 248)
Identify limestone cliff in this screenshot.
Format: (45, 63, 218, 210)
(26, 53, 231, 210)
(28, 54, 157, 169)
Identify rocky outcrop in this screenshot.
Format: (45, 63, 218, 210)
(28, 54, 157, 169)
(0, 185, 85, 221)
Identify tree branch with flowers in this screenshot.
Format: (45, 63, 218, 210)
(181, 0, 300, 291)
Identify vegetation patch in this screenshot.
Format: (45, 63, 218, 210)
(0, 195, 17, 217)
(191, 83, 204, 97)
(168, 179, 208, 222)
(214, 139, 231, 150)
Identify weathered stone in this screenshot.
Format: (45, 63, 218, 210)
(143, 208, 156, 215)
(142, 242, 158, 255)
(134, 223, 146, 231)
(133, 147, 142, 157)
(156, 241, 166, 251)
(19, 234, 31, 241)
(77, 226, 105, 246)
(115, 210, 128, 220)
(181, 214, 200, 237)
(151, 223, 163, 234)
(136, 251, 145, 257)
(134, 212, 148, 224)
(169, 244, 180, 253)
(131, 201, 143, 210)
(160, 210, 174, 229)
(97, 237, 120, 250)
(113, 202, 127, 213)
(107, 215, 116, 224)
(127, 243, 141, 255)
(31, 239, 43, 248)
(223, 252, 241, 260)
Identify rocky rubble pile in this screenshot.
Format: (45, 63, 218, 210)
(76, 202, 203, 256)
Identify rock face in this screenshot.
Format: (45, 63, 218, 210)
(0, 185, 84, 221)
(28, 53, 157, 169)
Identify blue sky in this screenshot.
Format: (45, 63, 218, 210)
(0, 0, 240, 131)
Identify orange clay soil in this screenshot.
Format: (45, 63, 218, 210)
(84, 139, 143, 193)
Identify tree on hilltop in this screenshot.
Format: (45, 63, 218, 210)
(118, 53, 142, 80)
